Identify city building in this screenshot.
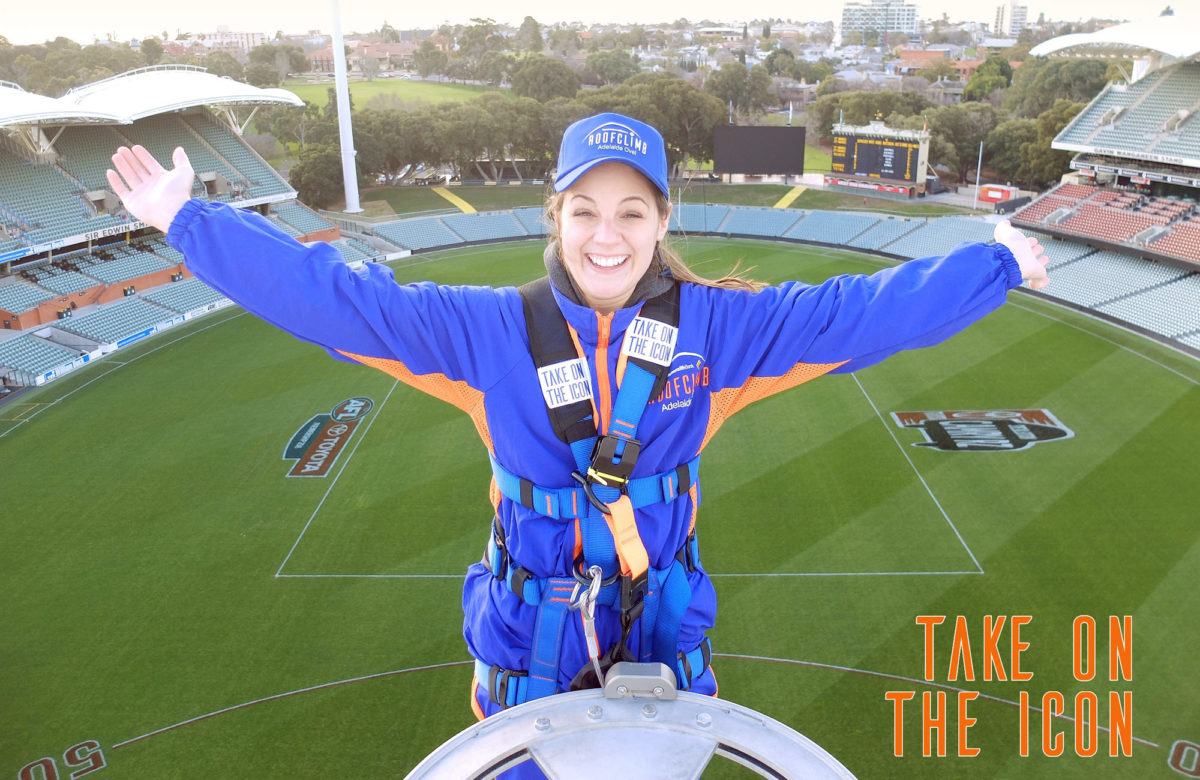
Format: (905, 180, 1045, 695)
(840, 0, 920, 37)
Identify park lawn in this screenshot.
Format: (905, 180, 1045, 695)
(791, 189, 974, 216)
(358, 185, 546, 216)
(281, 78, 502, 109)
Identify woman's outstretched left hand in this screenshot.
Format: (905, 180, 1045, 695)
(994, 220, 1050, 290)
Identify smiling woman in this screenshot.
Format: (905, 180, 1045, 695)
(105, 110, 1051, 780)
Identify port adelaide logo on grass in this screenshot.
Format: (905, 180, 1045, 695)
(283, 397, 374, 477)
(891, 409, 1074, 452)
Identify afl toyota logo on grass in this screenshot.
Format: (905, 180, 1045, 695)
(282, 397, 374, 477)
(891, 409, 1074, 452)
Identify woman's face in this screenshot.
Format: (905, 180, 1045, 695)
(556, 162, 670, 313)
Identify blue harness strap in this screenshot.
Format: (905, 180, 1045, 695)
(524, 577, 576, 700)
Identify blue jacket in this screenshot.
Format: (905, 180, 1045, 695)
(166, 199, 1022, 688)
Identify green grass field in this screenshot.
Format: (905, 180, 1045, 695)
(3, 239, 1198, 778)
(282, 78, 501, 109)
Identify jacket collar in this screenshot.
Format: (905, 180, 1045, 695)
(542, 242, 674, 346)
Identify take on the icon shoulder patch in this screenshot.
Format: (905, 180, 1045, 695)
(283, 397, 374, 477)
(891, 409, 1074, 452)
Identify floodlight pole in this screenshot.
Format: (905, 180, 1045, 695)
(330, 0, 362, 213)
(972, 139, 983, 211)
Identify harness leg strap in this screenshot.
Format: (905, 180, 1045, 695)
(524, 577, 576, 700)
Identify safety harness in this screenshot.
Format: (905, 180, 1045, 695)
(475, 276, 711, 709)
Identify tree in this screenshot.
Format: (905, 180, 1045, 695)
(986, 117, 1037, 184)
(704, 62, 747, 113)
(1003, 57, 1108, 118)
(248, 43, 306, 79)
(1019, 99, 1085, 187)
(288, 144, 350, 209)
(475, 50, 514, 86)
(926, 102, 998, 183)
(517, 16, 543, 53)
(360, 55, 380, 81)
(378, 22, 400, 43)
(512, 56, 580, 102)
(586, 49, 639, 86)
(244, 61, 280, 88)
(963, 55, 1013, 102)
(742, 24, 749, 40)
(763, 48, 795, 76)
(414, 40, 447, 78)
(745, 65, 775, 115)
(141, 38, 163, 66)
(323, 86, 355, 119)
(547, 27, 581, 57)
(204, 51, 244, 81)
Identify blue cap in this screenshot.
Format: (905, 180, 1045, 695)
(554, 112, 669, 199)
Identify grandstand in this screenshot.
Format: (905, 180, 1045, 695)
(1016, 22, 1200, 269)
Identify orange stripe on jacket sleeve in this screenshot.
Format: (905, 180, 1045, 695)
(336, 349, 494, 453)
(700, 360, 847, 452)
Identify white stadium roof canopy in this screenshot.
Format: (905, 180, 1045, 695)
(0, 81, 124, 126)
(1030, 15, 1200, 61)
(0, 65, 303, 128)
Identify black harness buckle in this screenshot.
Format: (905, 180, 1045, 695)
(586, 434, 640, 487)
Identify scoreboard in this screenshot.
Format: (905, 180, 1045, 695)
(830, 133, 921, 183)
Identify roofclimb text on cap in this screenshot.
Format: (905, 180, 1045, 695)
(554, 112, 669, 199)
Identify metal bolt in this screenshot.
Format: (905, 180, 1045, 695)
(535, 717, 551, 731)
(696, 713, 712, 728)
(616, 685, 629, 696)
(652, 686, 665, 697)
(641, 703, 657, 719)
(587, 705, 604, 720)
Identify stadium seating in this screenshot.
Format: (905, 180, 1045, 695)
(848, 217, 925, 251)
(0, 281, 55, 313)
(272, 201, 333, 234)
(883, 217, 996, 258)
(36, 270, 99, 296)
(785, 212, 880, 245)
(55, 298, 174, 344)
(331, 237, 380, 263)
(142, 278, 227, 314)
(440, 212, 528, 242)
(0, 334, 80, 376)
(720, 207, 804, 237)
(84, 246, 174, 285)
(371, 216, 464, 251)
(1148, 221, 1200, 262)
(1056, 204, 1160, 244)
(0, 146, 128, 248)
(514, 207, 549, 236)
(1039, 239, 1095, 269)
(181, 112, 291, 199)
(268, 215, 303, 238)
(672, 204, 730, 234)
(1055, 63, 1200, 163)
(1037, 250, 1188, 308)
(1099, 274, 1200, 337)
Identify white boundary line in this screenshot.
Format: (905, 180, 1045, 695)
(718, 653, 1160, 750)
(0, 310, 247, 440)
(851, 373, 985, 574)
(109, 660, 471, 749)
(274, 379, 401, 577)
(106, 653, 1161, 753)
(1008, 299, 1200, 387)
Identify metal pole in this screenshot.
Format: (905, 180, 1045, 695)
(330, 0, 362, 213)
(972, 139, 983, 211)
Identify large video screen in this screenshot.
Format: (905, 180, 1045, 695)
(830, 134, 920, 182)
(713, 126, 807, 175)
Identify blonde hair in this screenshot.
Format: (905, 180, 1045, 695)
(544, 186, 766, 293)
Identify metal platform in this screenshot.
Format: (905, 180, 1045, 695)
(408, 662, 856, 780)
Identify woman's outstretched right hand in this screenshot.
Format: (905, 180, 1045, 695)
(106, 145, 194, 234)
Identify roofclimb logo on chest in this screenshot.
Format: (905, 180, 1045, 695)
(586, 121, 648, 157)
(652, 352, 711, 412)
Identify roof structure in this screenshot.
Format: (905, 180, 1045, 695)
(62, 65, 303, 122)
(0, 81, 124, 127)
(1, 65, 305, 129)
(1030, 16, 1200, 61)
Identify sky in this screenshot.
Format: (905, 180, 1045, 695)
(4, 0, 1197, 46)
